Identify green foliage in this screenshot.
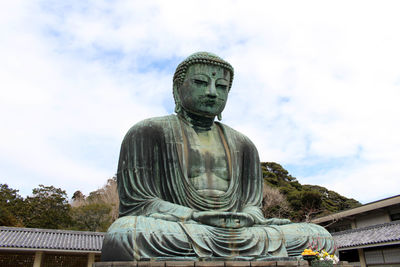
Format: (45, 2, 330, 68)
(70, 203, 112, 232)
(1, 181, 118, 231)
(69, 177, 118, 231)
(286, 190, 303, 211)
(262, 162, 297, 184)
(22, 185, 72, 229)
(261, 162, 361, 221)
(301, 190, 322, 211)
(302, 184, 360, 216)
(0, 184, 24, 226)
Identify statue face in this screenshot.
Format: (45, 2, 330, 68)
(178, 64, 230, 118)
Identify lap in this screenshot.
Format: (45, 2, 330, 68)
(102, 216, 334, 261)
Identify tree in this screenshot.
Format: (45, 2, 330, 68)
(301, 190, 322, 210)
(261, 162, 361, 222)
(71, 190, 85, 207)
(85, 177, 119, 222)
(262, 162, 298, 185)
(69, 177, 119, 231)
(72, 190, 85, 201)
(301, 190, 323, 222)
(23, 185, 72, 229)
(0, 184, 24, 226)
(70, 203, 112, 232)
(262, 183, 292, 219)
(302, 184, 360, 215)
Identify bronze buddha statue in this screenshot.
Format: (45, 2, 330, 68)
(101, 52, 334, 261)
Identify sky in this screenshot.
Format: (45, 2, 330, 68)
(1, 1, 400, 204)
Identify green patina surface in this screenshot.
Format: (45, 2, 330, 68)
(101, 52, 335, 262)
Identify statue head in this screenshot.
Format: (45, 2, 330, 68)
(173, 52, 234, 120)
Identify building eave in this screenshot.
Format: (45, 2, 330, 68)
(312, 194, 400, 224)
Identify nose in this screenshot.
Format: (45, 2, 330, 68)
(206, 82, 217, 98)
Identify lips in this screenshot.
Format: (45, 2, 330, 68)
(203, 100, 217, 106)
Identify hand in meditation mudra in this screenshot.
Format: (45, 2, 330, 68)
(101, 52, 334, 261)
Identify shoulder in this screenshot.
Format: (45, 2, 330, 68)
(122, 114, 176, 142)
(217, 122, 261, 161)
(216, 122, 256, 147)
(130, 114, 174, 129)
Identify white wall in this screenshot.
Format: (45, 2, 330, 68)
(355, 210, 391, 228)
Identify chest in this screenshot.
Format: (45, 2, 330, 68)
(184, 126, 229, 180)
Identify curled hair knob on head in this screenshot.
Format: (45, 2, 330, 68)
(173, 52, 234, 89)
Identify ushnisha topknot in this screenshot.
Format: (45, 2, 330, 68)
(173, 52, 234, 91)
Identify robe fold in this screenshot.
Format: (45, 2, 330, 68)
(101, 115, 334, 261)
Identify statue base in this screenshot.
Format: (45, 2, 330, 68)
(93, 259, 353, 267)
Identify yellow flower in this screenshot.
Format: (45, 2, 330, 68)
(302, 249, 318, 256)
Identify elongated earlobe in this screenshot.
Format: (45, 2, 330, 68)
(173, 84, 182, 114)
(175, 105, 181, 113)
(217, 113, 222, 121)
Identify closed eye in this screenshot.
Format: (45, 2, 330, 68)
(193, 79, 208, 86)
(216, 84, 227, 90)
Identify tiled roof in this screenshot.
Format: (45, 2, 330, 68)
(332, 221, 400, 249)
(3, 221, 398, 252)
(0, 226, 104, 252)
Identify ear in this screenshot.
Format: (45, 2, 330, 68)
(173, 84, 181, 114)
(175, 104, 181, 113)
(217, 113, 222, 121)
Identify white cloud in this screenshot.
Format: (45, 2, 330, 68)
(1, 1, 400, 203)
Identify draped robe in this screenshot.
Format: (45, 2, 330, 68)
(101, 115, 334, 261)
